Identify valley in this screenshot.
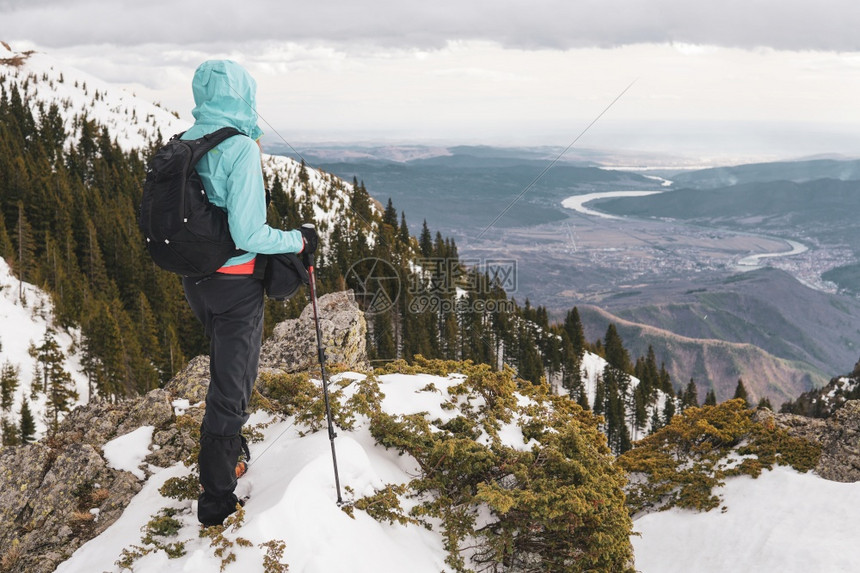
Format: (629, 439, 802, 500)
(299, 146, 860, 403)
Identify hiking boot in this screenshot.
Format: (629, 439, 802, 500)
(199, 492, 242, 527)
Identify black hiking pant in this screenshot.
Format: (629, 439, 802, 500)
(182, 274, 264, 526)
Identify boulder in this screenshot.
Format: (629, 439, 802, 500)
(260, 290, 368, 373)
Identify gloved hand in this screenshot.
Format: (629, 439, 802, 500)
(299, 225, 318, 255)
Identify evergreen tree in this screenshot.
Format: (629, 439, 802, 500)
(33, 328, 77, 432)
(649, 406, 663, 433)
(372, 311, 397, 361)
(658, 362, 673, 394)
(681, 378, 699, 410)
(733, 378, 750, 407)
(516, 322, 543, 385)
(382, 197, 398, 228)
(632, 383, 648, 440)
(19, 397, 35, 444)
(350, 179, 373, 225)
(603, 324, 632, 374)
(13, 200, 36, 299)
(757, 396, 773, 410)
(560, 336, 583, 400)
(398, 212, 410, 245)
(1, 416, 19, 446)
(704, 388, 718, 406)
(0, 360, 19, 411)
(419, 220, 433, 258)
(0, 211, 13, 263)
(638, 346, 660, 398)
(32, 328, 65, 394)
(663, 394, 676, 425)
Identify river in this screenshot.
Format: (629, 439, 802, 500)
(561, 189, 808, 267)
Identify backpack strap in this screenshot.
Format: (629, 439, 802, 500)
(187, 126, 244, 165)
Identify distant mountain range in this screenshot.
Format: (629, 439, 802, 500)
(666, 158, 860, 189)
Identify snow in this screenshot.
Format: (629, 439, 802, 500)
(0, 46, 186, 152)
(53, 368, 860, 573)
(632, 465, 860, 573)
(55, 374, 458, 573)
(0, 258, 89, 439)
(102, 426, 155, 480)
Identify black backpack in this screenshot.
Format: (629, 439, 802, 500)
(138, 127, 245, 276)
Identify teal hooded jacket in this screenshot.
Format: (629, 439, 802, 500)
(182, 60, 303, 268)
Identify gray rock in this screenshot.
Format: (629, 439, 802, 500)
(0, 442, 142, 573)
(260, 290, 368, 373)
(756, 400, 860, 482)
(163, 354, 211, 404)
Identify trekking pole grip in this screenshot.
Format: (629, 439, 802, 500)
(301, 223, 315, 269)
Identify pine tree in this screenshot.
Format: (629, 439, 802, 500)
(19, 397, 35, 444)
(663, 394, 676, 425)
(0, 361, 19, 411)
(14, 200, 36, 299)
(733, 378, 750, 407)
(604, 324, 632, 374)
(382, 198, 398, 228)
(33, 328, 78, 433)
(658, 362, 673, 394)
(632, 383, 648, 440)
(560, 336, 583, 400)
(681, 378, 699, 410)
(419, 220, 433, 258)
(563, 307, 586, 357)
(398, 212, 410, 245)
(757, 396, 773, 410)
(704, 388, 718, 406)
(372, 312, 397, 361)
(2, 415, 20, 446)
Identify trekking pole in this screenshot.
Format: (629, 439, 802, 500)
(302, 224, 344, 505)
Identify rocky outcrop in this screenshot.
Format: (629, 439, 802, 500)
(756, 400, 860, 482)
(260, 290, 368, 373)
(0, 394, 173, 573)
(0, 291, 368, 573)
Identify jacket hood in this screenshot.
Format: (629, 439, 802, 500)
(191, 60, 263, 140)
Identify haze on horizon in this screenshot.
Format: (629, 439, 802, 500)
(3, 1, 860, 163)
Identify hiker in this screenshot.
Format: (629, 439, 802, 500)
(180, 59, 317, 526)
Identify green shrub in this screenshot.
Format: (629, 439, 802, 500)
(360, 359, 634, 573)
(618, 399, 821, 514)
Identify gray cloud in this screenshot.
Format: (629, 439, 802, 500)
(2, 0, 860, 52)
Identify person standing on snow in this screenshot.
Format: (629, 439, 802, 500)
(180, 59, 317, 526)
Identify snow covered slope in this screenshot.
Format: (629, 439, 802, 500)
(632, 465, 860, 572)
(52, 369, 860, 573)
(0, 42, 185, 151)
(0, 257, 88, 440)
(55, 372, 464, 572)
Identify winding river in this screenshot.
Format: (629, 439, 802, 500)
(561, 189, 808, 267)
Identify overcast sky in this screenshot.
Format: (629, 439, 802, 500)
(4, 0, 860, 161)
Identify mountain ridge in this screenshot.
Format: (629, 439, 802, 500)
(578, 302, 826, 405)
